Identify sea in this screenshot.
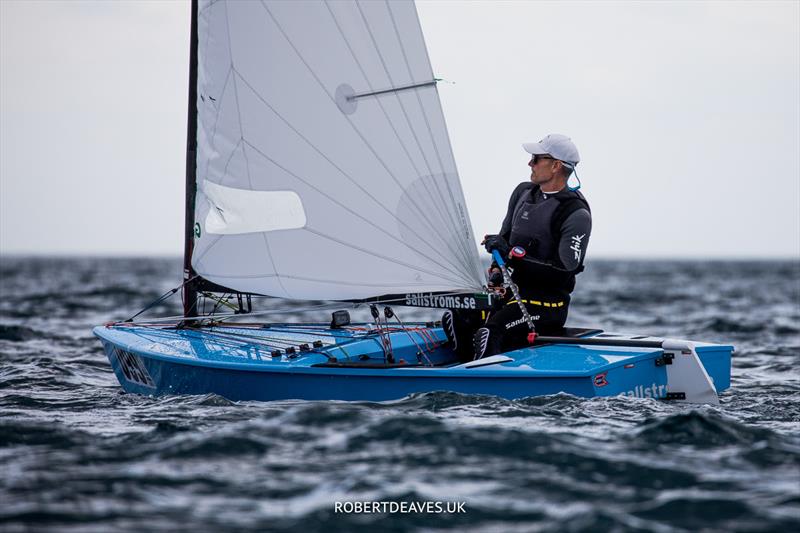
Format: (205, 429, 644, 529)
(1, 256, 798, 532)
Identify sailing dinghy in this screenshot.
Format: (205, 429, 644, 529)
(94, 0, 732, 404)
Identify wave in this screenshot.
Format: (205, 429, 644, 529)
(635, 410, 773, 447)
(2, 258, 799, 532)
(0, 324, 41, 342)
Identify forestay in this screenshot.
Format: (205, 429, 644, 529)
(192, 0, 483, 300)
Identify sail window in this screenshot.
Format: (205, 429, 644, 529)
(201, 180, 306, 235)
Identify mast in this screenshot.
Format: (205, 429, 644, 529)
(182, 0, 199, 318)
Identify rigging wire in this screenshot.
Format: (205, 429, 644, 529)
(110, 282, 457, 368)
(118, 273, 483, 327)
(124, 275, 199, 323)
(120, 289, 478, 326)
(384, 306, 434, 366)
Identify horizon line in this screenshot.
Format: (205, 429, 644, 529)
(1, 251, 798, 262)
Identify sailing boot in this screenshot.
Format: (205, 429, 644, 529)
(442, 310, 457, 350)
(473, 327, 502, 360)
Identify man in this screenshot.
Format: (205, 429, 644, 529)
(444, 133, 592, 360)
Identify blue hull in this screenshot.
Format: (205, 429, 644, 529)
(93, 323, 732, 402)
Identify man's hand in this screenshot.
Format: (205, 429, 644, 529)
(482, 234, 510, 257)
(487, 268, 503, 288)
(486, 267, 506, 298)
(486, 267, 505, 296)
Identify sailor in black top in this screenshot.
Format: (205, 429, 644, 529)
(443, 134, 592, 361)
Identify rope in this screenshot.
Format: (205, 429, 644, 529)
(388, 308, 433, 366)
(117, 290, 481, 326)
(124, 275, 199, 323)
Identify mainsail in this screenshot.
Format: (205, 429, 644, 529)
(190, 0, 483, 300)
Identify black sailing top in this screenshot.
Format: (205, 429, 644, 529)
(497, 182, 592, 300)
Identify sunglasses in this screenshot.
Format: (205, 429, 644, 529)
(531, 154, 555, 164)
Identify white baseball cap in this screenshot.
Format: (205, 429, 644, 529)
(523, 133, 580, 167)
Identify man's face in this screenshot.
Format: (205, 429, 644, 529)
(528, 154, 558, 184)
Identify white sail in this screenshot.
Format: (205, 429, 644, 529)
(193, 0, 483, 300)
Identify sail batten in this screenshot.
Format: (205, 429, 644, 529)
(348, 79, 439, 101)
(193, 0, 483, 300)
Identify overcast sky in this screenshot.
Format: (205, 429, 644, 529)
(1, 0, 798, 258)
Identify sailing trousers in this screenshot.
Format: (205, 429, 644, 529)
(448, 298, 569, 361)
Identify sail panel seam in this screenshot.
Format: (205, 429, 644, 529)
(198, 0, 223, 15)
(303, 227, 468, 287)
(202, 272, 469, 289)
(377, 0, 470, 264)
(232, 72, 474, 283)
(323, 0, 465, 266)
(384, 0, 476, 275)
(225, 0, 289, 298)
(257, 0, 468, 276)
(405, 1, 484, 281)
(242, 138, 475, 282)
(204, 65, 233, 183)
(352, 0, 463, 249)
(192, 233, 223, 268)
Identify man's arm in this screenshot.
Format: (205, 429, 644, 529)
(556, 208, 592, 271)
(509, 208, 592, 284)
(487, 182, 531, 276)
(498, 182, 532, 241)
